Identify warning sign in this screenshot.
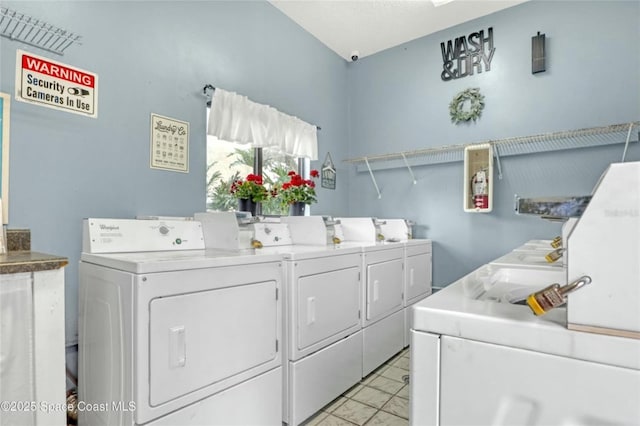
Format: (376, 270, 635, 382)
(15, 49, 98, 118)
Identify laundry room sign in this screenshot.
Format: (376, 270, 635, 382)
(15, 50, 98, 118)
(440, 27, 495, 81)
(150, 113, 189, 173)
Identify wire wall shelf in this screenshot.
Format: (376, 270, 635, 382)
(0, 6, 82, 55)
(345, 122, 639, 199)
(346, 122, 639, 172)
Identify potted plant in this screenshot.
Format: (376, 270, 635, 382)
(230, 173, 269, 215)
(275, 170, 319, 215)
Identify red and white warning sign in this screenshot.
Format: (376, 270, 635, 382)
(15, 49, 98, 118)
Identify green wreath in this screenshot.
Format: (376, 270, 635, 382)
(449, 88, 485, 124)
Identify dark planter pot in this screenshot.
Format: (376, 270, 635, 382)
(288, 202, 306, 216)
(238, 198, 258, 216)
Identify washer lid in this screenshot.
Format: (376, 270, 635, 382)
(80, 249, 282, 274)
(413, 267, 640, 370)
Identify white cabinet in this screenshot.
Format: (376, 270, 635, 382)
(0, 265, 66, 426)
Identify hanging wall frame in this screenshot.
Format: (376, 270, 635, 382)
(464, 144, 493, 213)
(321, 152, 336, 189)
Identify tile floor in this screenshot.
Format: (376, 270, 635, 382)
(302, 348, 411, 426)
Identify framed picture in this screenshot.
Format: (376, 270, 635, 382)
(150, 113, 189, 173)
(321, 152, 336, 190)
(0, 93, 10, 224)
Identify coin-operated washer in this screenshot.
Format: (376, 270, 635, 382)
(79, 218, 283, 426)
(335, 217, 407, 376)
(565, 163, 640, 338)
(490, 196, 591, 270)
(410, 161, 640, 425)
(195, 212, 364, 426)
(377, 218, 432, 347)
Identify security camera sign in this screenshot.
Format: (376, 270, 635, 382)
(15, 49, 98, 118)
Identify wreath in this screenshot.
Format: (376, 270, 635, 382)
(449, 88, 484, 124)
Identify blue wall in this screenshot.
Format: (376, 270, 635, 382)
(0, 0, 349, 345)
(1, 0, 639, 347)
(346, 0, 640, 288)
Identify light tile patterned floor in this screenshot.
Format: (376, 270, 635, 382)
(302, 348, 410, 426)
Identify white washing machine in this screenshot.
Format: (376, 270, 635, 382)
(196, 213, 364, 425)
(410, 266, 640, 425)
(411, 163, 640, 425)
(490, 247, 566, 270)
(78, 218, 282, 426)
(336, 217, 406, 377)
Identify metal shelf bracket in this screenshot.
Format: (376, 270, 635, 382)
(493, 143, 504, 180)
(364, 157, 382, 199)
(401, 153, 417, 184)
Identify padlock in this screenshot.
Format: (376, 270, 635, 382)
(526, 276, 592, 316)
(527, 283, 565, 315)
(545, 248, 565, 263)
(550, 236, 562, 249)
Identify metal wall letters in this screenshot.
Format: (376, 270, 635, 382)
(440, 27, 495, 81)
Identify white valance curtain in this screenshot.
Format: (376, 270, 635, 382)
(207, 88, 318, 160)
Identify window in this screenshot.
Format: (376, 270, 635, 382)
(206, 108, 300, 215)
(205, 137, 252, 212)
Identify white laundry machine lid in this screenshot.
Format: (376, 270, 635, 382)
(412, 265, 640, 370)
(215, 244, 363, 261)
(80, 249, 283, 274)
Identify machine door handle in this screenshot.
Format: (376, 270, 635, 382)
(307, 297, 316, 325)
(169, 326, 186, 368)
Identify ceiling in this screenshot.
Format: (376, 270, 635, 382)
(269, 0, 528, 61)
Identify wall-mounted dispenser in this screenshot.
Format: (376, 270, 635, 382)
(532, 31, 546, 74)
(463, 144, 493, 212)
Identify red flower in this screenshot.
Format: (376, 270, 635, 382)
(275, 169, 320, 206)
(246, 174, 263, 184)
(230, 174, 269, 202)
(290, 175, 303, 186)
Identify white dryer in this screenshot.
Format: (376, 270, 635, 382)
(336, 217, 406, 377)
(278, 245, 362, 426)
(78, 218, 282, 426)
(196, 213, 364, 426)
(378, 219, 433, 347)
